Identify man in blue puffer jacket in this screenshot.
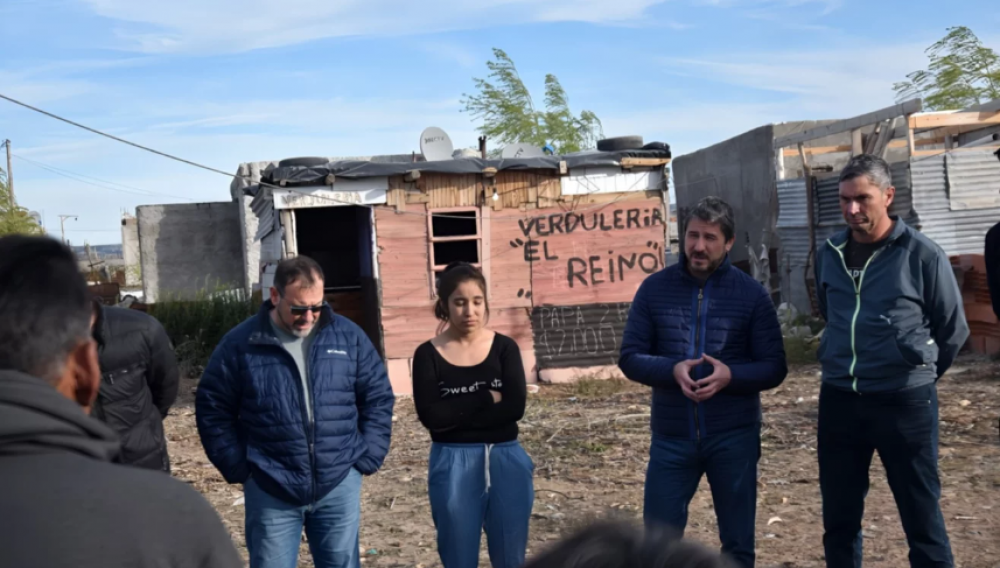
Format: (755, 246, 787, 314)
(815, 155, 968, 568)
(197, 255, 395, 568)
(619, 197, 787, 568)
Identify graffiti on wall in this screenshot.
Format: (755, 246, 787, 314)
(509, 206, 666, 298)
(531, 302, 632, 369)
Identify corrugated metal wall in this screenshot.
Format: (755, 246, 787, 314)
(911, 148, 1000, 255)
(776, 178, 809, 228)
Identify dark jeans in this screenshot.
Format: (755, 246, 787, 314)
(818, 383, 953, 568)
(644, 425, 760, 568)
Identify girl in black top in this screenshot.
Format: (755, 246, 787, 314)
(412, 262, 533, 568)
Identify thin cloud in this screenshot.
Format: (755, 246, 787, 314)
(81, 0, 671, 54)
(661, 42, 930, 115)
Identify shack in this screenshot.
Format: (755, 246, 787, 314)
(232, 144, 674, 394)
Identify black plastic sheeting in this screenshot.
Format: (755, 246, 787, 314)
(259, 146, 671, 189)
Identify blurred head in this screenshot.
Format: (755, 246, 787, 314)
(434, 262, 490, 335)
(523, 520, 731, 568)
(838, 154, 895, 240)
(684, 197, 735, 279)
(0, 235, 102, 412)
(269, 256, 325, 338)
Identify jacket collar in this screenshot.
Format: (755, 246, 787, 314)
(677, 251, 732, 285)
(829, 216, 907, 249)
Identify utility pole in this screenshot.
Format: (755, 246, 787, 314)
(3, 139, 12, 206)
(59, 214, 78, 245)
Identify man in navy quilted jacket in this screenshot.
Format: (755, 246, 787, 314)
(197, 255, 395, 568)
(619, 196, 787, 568)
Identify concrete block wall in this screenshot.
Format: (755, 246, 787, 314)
(121, 215, 141, 288)
(137, 202, 244, 302)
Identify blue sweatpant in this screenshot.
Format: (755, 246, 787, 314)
(428, 441, 534, 568)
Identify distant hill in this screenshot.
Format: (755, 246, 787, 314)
(72, 244, 123, 260)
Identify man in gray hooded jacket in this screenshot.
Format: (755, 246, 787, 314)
(814, 154, 969, 568)
(0, 235, 242, 568)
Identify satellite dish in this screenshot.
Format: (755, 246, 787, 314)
(420, 127, 454, 162)
(501, 143, 546, 159)
(28, 211, 42, 225)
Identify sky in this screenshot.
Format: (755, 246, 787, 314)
(0, 0, 997, 245)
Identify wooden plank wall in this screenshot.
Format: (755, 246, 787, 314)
(374, 171, 667, 391)
(375, 204, 436, 360)
(520, 198, 668, 305)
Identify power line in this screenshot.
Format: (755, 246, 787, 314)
(0, 92, 672, 221)
(13, 154, 196, 202)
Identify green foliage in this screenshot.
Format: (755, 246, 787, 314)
(461, 48, 603, 154)
(895, 27, 1000, 110)
(783, 336, 819, 366)
(0, 167, 43, 237)
(150, 286, 257, 367)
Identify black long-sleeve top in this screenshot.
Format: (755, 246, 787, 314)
(412, 333, 527, 444)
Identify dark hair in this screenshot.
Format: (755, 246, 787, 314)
(274, 255, 325, 296)
(434, 262, 490, 323)
(685, 196, 735, 242)
(523, 520, 732, 568)
(0, 235, 92, 383)
(839, 154, 892, 192)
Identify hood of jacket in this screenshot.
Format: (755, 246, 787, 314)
(0, 370, 120, 461)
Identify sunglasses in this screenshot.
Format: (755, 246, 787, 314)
(289, 302, 327, 316)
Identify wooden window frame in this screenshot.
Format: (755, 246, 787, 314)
(426, 206, 490, 299)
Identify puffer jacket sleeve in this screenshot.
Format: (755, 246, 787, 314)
(195, 336, 249, 484)
(352, 335, 395, 475)
(619, 277, 682, 390)
(145, 318, 179, 419)
(726, 289, 788, 394)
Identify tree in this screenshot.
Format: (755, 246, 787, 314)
(895, 26, 1000, 110)
(0, 167, 43, 236)
(461, 48, 603, 155)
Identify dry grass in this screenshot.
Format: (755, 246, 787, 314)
(166, 356, 1000, 568)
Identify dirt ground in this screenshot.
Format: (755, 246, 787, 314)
(166, 355, 1000, 568)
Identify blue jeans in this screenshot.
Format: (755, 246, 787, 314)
(245, 467, 362, 568)
(819, 383, 953, 568)
(644, 425, 761, 568)
(428, 441, 535, 568)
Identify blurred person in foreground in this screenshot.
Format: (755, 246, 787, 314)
(523, 519, 733, 568)
(0, 234, 242, 568)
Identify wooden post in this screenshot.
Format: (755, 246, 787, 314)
(798, 143, 816, 272)
(851, 129, 863, 156)
(4, 139, 13, 206)
(906, 115, 917, 158)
